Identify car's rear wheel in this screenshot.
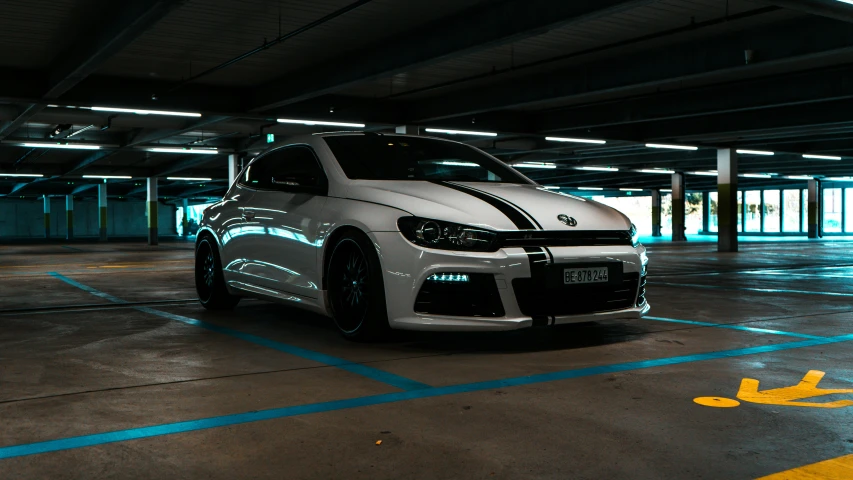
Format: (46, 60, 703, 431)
(195, 236, 240, 310)
(327, 232, 389, 341)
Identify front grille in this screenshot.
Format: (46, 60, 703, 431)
(414, 273, 505, 317)
(497, 230, 632, 248)
(512, 272, 640, 317)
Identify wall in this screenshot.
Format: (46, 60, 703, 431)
(0, 199, 177, 238)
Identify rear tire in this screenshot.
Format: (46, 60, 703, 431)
(195, 236, 240, 310)
(327, 232, 389, 341)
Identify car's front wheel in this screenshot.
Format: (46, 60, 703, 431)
(195, 236, 240, 310)
(327, 232, 389, 341)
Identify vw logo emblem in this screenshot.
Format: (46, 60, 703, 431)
(558, 214, 577, 227)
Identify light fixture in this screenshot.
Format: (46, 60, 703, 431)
(577, 187, 603, 191)
(542, 186, 560, 189)
(513, 162, 557, 169)
(91, 106, 201, 117)
(439, 161, 479, 167)
(661, 189, 672, 192)
(785, 175, 814, 180)
(620, 188, 643, 191)
(803, 154, 842, 160)
(737, 149, 774, 156)
(645, 143, 698, 151)
(740, 173, 773, 178)
(82, 175, 132, 179)
(424, 128, 497, 137)
(545, 136, 606, 145)
(638, 169, 676, 174)
(0, 173, 43, 177)
(826, 177, 853, 181)
(21, 142, 101, 150)
(66, 125, 96, 138)
(167, 177, 213, 181)
(277, 118, 365, 128)
(689, 171, 718, 176)
(577, 166, 619, 172)
(148, 148, 219, 154)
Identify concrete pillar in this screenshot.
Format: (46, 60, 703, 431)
(395, 125, 420, 135)
(717, 148, 738, 252)
(182, 198, 189, 236)
(702, 191, 710, 234)
(147, 177, 158, 246)
(671, 173, 686, 241)
(65, 195, 74, 240)
(228, 154, 239, 186)
(43, 195, 50, 238)
(808, 179, 820, 238)
(651, 189, 662, 237)
(98, 182, 108, 241)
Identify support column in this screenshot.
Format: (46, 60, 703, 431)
(228, 154, 239, 186)
(702, 191, 710, 234)
(65, 195, 74, 240)
(43, 195, 50, 238)
(808, 179, 820, 238)
(182, 198, 189, 236)
(671, 173, 686, 241)
(395, 125, 420, 135)
(717, 148, 738, 252)
(651, 189, 662, 237)
(98, 182, 108, 241)
(147, 177, 158, 246)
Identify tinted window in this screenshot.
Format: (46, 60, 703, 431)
(242, 146, 326, 191)
(323, 135, 529, 184)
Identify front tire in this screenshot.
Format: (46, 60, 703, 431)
(327, 232, 389, 341)
(195, 236, 240, 310)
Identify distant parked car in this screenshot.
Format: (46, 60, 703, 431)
(195, 133, 649, 340)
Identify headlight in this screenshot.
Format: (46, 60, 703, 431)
(398, 217, 498, 251)
(630, 223, 640, 248)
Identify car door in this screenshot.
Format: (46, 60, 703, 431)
(240, 145, 329, 299)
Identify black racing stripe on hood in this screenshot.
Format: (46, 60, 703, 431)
(432, 181, 536, 230)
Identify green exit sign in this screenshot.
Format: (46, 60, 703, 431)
(266, 133, 275, 143)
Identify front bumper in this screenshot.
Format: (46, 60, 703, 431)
(371, 231, 649, 332)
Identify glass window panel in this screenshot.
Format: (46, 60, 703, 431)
(802, 189, 808, 233)
(745, 190, 761, 232)
(763, 190, 781, 233)
(782, 190, 800, 232)
(709, 192, 718, 233)
(824, 188, 842, 233)
(661, 193, 672, 235)
(847, 188, 853, 233)
(737, 191, 743, 233)
(686, 193, 703, 234)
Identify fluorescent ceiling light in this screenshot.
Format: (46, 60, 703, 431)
(577, 187, 603, 191)
(661, 189, 672, 192)
(0, 173, 43, 177)
(737, 149, 774, 156)
(785, 175, 814, 180)
(826, 177, 853, 181)
(545, 136, 606, 145)
(542, 186, 560, 189)
(439, 161, 479, 167)
(645, 143, 698, 151)
(91, 106, 201, 117)
(803, 154, 842, 160)
(740, 173, 773, 178)
(168, 177, 213, 181)
(638, 169, 675, 174)
(620, 188, 643, 191)
(148, 148, 219, 154)
(513, 162, 557, 169)
(577, 166, 619, 172)
(22, 142, 101, 150)
(82, 175, 131, 179)
(689, 171, 718, 176)
(278, 118, 365, 128)
(424, 128, 497, 137)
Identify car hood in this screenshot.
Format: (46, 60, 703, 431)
(345, 181, 631, 231)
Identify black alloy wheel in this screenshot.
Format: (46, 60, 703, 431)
(327, 233, 389, 341)
(195, 236, 240, 310)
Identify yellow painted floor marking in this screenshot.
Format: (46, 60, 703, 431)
(696, 370, 853, 408)
(756, 453, 853, 479)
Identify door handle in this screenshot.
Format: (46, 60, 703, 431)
(241, 210, 255, 221)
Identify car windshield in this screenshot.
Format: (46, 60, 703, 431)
(323, 135, 531, 184)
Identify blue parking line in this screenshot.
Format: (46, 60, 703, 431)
(47, 272, 430, 392)
(643, 316, 825, 340)
(3, 332, 853, 460)
(649, 281, 853, 297)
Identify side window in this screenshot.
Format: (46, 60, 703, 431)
(241, 146, 327, 193)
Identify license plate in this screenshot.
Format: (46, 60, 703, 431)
(564, 267, 609, 285)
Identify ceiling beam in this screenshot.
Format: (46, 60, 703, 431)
(153, 154, 223, 177)
(250, 0, 656, 112)
(764, 0, 853, 24)
(0, 0, 186, 140)
(407, 16, 853, 123)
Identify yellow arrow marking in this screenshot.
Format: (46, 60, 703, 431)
(695, 370, 853, 408)
(756, 453, 853, 479)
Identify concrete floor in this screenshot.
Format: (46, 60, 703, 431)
(3, 240, 853, 479)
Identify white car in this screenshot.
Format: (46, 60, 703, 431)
(195, 133, 649, 340)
